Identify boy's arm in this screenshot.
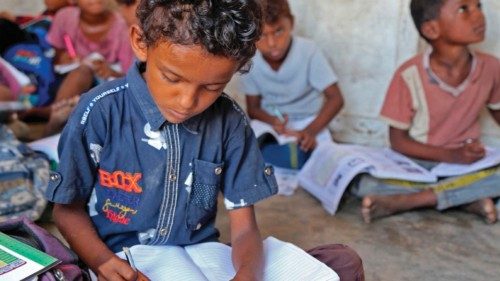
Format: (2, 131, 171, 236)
(389, 127, 485, 164)
(294, 83, 344, 150)
(53, 202, 147, 281)
(229, 205, 263, 281)
(246, 95, 288, 134)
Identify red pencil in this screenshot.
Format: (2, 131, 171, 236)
(63, 34, 77, 59)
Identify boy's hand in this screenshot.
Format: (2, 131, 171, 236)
(92, 60, 119, 79)
(271, 115, 288, 134)
(95, 255, 150, 281)
(451, 139, 485, 164)
(288, 129, 316, 151)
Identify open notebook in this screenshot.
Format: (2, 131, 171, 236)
(115, 237, 338, 281)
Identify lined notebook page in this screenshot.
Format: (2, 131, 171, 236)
(117, 245, 208, 280)
(186, 237, 339, 281)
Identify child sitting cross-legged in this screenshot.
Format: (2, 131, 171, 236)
(353, 0, 500, 224)
(240, 0, 344, 153)
(45, 0, 364, 280)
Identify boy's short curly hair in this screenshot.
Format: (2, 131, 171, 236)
(410, 0, 446, 40)
(262, 0, 293, 24)
(136, 0, 263, 71)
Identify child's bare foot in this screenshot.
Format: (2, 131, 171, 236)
(462, 198, 497, 224)
(361, 190, 437, 223)
(361, 195, 401, 223)
(44, 96, 80, 136)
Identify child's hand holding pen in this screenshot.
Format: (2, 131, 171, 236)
(271, 107, 288, 134)
(451, 138, 485, 164)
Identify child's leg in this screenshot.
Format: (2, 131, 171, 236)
(43, 95, 80, 136)
(352, 175, 437, 223)
(53, 65, 94, 102)
(432, 167, 500, 223)
(307, 244, 364, 281)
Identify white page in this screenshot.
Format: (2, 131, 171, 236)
(185, 242, 235, 281)
(360, 147, 436, 182)
(250, 120, 297, 145)
(186, 237, 339, 281)
(0, 245, 45, 281)
(298, 143, 370, 214)
(431, 147, 500, 177)
(116, 245, 208, 280)
(28, 134, 60, 162)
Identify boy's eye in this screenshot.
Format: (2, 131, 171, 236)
(458, 5, 468, 13)
(477, 2, 482, 9)
(275, 28, 284, 37)
(205, 85, 223, 92)
(163, 74, 180, 83)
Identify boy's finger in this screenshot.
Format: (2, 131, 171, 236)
(137, 271, 151, 281)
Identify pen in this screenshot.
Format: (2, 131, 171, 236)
(123, 247, 137, 271)
(63, 34, 77, 59)
(272, 107, 286, 123)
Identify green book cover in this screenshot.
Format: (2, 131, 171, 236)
(0, 232, 60, 281)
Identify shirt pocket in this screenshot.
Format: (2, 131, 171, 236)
(185, 159, 224, 230)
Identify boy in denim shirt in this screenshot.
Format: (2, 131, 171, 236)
(45, 0, 363, 280)
(355, 0, 500, 224)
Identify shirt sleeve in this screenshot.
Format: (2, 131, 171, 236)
(45, 95, 103, 204)
(308, 47, 338, 92)
(380, 67, 415, 130)
(221, 103, 278, 209)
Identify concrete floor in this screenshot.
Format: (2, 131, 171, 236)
(215, 189, 500, 281)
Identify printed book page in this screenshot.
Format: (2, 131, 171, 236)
(0, 233, 59, 281)
(250, 119, 297, 145)
(298, 143, 437, 215)
(431, 147, 500, 177)
(117, 237, 338, 281)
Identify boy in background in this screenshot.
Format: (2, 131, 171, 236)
(240, 0, 344, 152)
(45, 0, 364, 280)
(355, 0, 500, 224)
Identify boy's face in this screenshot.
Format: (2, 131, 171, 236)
(436, 0, 485, 44)
(130, 27, 239, 124)
(256, 16, 293, 64)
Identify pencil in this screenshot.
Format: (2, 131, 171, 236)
(63, 34, 77, 59)
(123, 247, 137, 271)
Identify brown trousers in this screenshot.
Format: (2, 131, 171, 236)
(307, 244, 365, 281)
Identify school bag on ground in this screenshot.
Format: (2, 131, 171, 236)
(0, 216, 91, 281)
(0, 124, 49, 222)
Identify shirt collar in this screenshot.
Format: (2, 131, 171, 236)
(422, 48, 482, 97)
(126, 61, 202, 133)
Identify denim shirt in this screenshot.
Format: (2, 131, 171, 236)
(45, 62, 278, 252)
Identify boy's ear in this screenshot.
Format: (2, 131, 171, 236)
(421, 20, 440, 41)
(130, 24, 148, 62)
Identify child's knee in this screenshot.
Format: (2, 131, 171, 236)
(307, 244, 365, 281)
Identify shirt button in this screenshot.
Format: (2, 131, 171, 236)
(214, 167, 222, 175)
(196, 223, 202, 230)
(50, 174, 60, 181)
(159, 228, 168, 236)
(264, 167, 273, 176)
(169, 174, 176, 181)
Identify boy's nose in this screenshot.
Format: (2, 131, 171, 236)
(178, 88, 197, 110)
(267, 36, 276, 48)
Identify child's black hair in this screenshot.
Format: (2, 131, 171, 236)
(136, 0, 263, 71)
(262, 0, 292, 24)
(410, 0, 446, 40)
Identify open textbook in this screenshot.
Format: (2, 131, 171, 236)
(250, 120, 297, 145)
(116, 236, 338, 281)
(0, 232, 59, 281)
(298, 143, 500, 215)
